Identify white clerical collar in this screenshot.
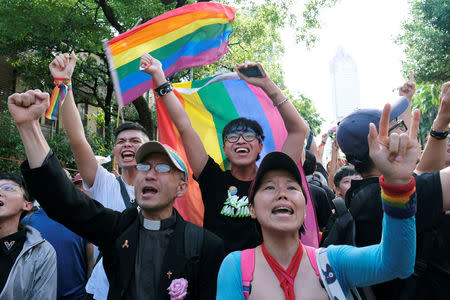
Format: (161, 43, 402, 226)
(143, 218, 161, 230)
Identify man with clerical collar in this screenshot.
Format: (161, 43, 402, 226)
(8, 89, 224, 300)
(0, 173, 56, 299)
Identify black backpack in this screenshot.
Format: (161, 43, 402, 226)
(319, 197, 355, 247)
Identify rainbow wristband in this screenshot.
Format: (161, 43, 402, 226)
(380, 176, 417, 219)
(45, 78, 72, 120)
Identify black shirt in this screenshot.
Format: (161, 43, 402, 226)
(0, 226, 27, 291)
(195, 156, 260, 254)
(134, 213, 176, 300)
(347, 171, 444, 299)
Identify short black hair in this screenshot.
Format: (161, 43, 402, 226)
(353, 156, 375, 176)
(0, 173, 32, 220)
(333, 166, 358, 187)
(222, 118, 264, 160)
(114, 122, 149, 141)
(222, 118, 265, 142)
(302, 150, 316, 176)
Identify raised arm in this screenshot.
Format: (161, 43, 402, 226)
(8, 90, 51, 168)
(50, 52, 99, 187)
(416, 82, 450, 174)
(398, 71, 415, 130)
(140, 54, 208, 178)
(236, 62, 309, 164)
(329, 104, 420, 289)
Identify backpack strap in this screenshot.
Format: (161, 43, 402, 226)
(241, 248, 255, 300)
(304, 245, 320, 276)
(116, 176, 136, 209)
(184, 222, 204, 260)
(316, 247, 351, 300)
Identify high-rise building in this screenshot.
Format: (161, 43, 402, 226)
(329, 47, 361, 121)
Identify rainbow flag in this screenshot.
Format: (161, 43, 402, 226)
(104, 2, 235, 107)
(156, 73, 320, 247)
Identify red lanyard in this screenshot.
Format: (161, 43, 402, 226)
(261, 240, 303, 300)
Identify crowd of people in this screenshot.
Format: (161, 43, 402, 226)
(1, 51, 450, 300)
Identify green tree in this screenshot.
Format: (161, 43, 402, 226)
(410, 83, 441, 147)
(396, 0, 450, 83)
(291, 94, 324, 136)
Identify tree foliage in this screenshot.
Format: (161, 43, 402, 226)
(0, 0, 332, 165)
(397, 0, 450, 83)
(291, 94, 324, 136)
(410, 83, 441, 147)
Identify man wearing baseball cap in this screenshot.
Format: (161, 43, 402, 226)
(8, 89, 224, 300)
(336, 95, 450, 298)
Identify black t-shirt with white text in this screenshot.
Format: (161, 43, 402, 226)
(196, 156, 260, 254)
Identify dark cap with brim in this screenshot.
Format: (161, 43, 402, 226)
(135, 141, 188, 181)
(248, 151, 302, 204)
(337, 96, 409, 164)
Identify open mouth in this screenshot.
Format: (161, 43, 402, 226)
(121, 151, 135, 161)
(272, 206, 294, 215)
(235, 147, 249, 154)
(0, 201, 4, 207)
(142, 187, 158, 196)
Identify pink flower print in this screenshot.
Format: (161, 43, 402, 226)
(167, 278, 188, 300)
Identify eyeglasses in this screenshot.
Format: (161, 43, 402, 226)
(0, 183, 20, 193)
(225, 131, 260, 143)
(136, 163, 172, 173)
(388, 119, 408, 135)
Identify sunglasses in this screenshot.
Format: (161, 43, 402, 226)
(388, 119, 408, 135)
(225, 131, 260, 143)
(136, 163, 172, 173)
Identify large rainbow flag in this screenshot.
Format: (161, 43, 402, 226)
(104, 2, 235, 107)
(156, 73, 320, 247)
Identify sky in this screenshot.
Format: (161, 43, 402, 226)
(282, 0, 411, 134)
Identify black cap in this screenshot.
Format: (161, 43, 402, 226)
(248, 152, 302, 204)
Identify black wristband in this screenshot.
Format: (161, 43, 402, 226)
(430, 129, 449, 140)
(154, 82, 173, 98)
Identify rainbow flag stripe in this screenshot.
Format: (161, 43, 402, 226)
(156, 73, 319, 247)
(104, 2, 235, 107)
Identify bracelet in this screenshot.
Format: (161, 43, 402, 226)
(154, 81, 173, 98)
(430, 128, 449, 140)
(379, 176, 417, 219)
(274, 98, 289, 108)
(45, 78, 72, 120)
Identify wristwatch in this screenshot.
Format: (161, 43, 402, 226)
(154, 82, 173, 97)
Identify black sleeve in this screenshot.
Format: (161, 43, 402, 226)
(198, 230, 225, 300)
(415, 171, 444, 233)
(21, 152, 121, 248)
(308, 184, 332, 228)
(316, 162, 329, 183)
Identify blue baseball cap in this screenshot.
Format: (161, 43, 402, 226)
(337, 97, 409, 164)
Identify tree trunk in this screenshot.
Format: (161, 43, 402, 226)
(132, 96, 154, 139)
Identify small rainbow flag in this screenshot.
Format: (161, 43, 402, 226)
(156, 73, 319, 247)
(104, 2, 235, 107)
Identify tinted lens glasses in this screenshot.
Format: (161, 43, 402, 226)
(0, 183, 20, 193)
(136, 163, 171, 173)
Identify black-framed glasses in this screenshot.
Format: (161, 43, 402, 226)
(0, 183, 20, 193)
(225, 131, 260, 143)
(388, 119, 408, 135)
(136, 163, 172, 173)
